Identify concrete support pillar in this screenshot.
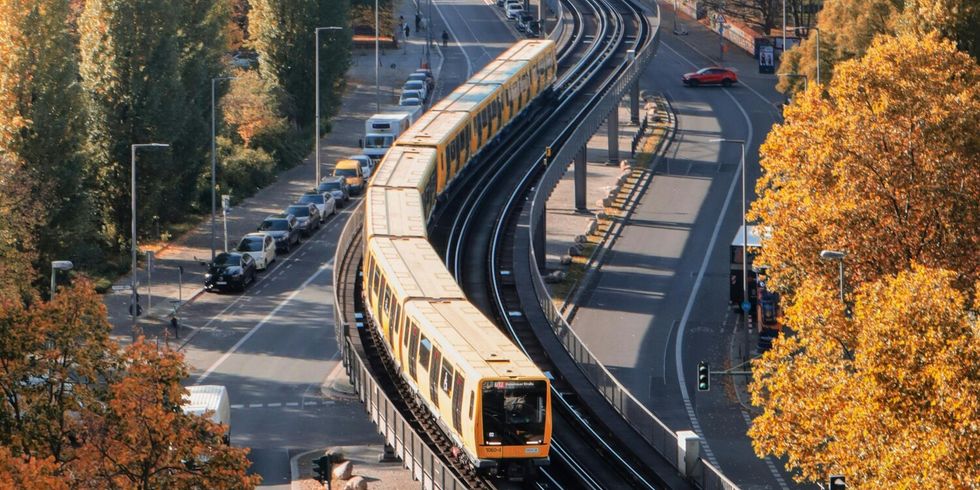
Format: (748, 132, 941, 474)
(630, 79, 640, 124)
(607, 106, 619, 164)
(676, 430, 700, 477)
(533, 213, 547, 270)
(574, 145, 588, 212)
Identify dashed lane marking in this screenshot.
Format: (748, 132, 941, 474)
(229, 400, 338, 410)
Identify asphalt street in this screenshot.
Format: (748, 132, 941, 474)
(570, 7, 812, 489)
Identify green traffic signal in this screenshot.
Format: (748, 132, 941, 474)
(697, 361, 710, 391)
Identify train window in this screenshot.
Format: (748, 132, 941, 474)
(429, 348, 442, 407)
(468, 391, 474, 419)
(392, 303, 401, 334)
(452, 373, 465, 431)
(419, 336, 432, 370)
(382, 287, 392, 316)
(372, 267, 381, 297)
(441, 360, 454, 394)
(404, 320, 414, 347)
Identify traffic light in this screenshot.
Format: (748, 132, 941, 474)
(312, 454, 333, 483)
(697, 361, 710, 391)
(828, 474, 846, 490)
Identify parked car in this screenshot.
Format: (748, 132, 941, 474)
(682, 67, 738, 87)
(285, 203, 321, 237)
(399, 89, 425, 106)
(526, 19, 541, 38)
(402, 80, 428, 101)
(407, 71, 433, 92)
(204, 252, 257, 292)
(258, 214, 301, 253)
(516, 14, 532, 32)
(333, 159, 365, 194)
(297, 192, 337, 221)
(236, 232, 277, 270)
(398, 97, 424, 121)
(317, 177, 350, 206)
(506, 2, 524, 19)
(349, 154, 375, 178)
(496, 0, 506, 6)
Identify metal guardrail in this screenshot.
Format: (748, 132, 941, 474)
(333, 205, 468, 490)
(525, 2, 738, 488)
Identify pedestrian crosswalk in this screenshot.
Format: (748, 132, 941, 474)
(230, 399, 338, 410)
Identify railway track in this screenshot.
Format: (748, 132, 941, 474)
(434, 0, 670, 488)
(333, 0, 665, 486)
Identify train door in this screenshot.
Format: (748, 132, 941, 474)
(408, 324, 420, 380)
(382, 286, 393, 344)
(429, 348, 442, 408)
(452, 372, 465, 432)
(391, 303, 402, 358)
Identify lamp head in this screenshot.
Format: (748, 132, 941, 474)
(52, 260, 74, 270)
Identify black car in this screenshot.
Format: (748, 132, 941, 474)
(285, 203, 321, 237)
(204, 252, 257, 292)
(317, 177, 350, 206)
(258, 214, 301, 253)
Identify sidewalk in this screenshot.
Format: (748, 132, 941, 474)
(104, 7, 443, 346)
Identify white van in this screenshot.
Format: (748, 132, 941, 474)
(183, 385, 231, 443)
(362, 113, 413, 160)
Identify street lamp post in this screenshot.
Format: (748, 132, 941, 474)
(50, 261, 73, 300)
(793, 26, 820, 85)
(712, 138, 749, 356)
(211, 76, 237, 262)
(131, 143, 170, 341)
(820, 250, 847, 305)
(375, 0, 381, 112)
(782, 0, 786, 60)
(315, 27, 343, 187)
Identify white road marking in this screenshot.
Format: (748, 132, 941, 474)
(663, 39, 754, 470)
(267, 402, 281, 407)
(286, 402, 299, 407)
(433, 0, 474, 78)
(194, 258, 334, 384)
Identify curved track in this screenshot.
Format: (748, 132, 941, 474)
(434, 0, 670, 487)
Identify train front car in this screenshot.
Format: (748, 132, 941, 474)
(478, 377, 552, 479)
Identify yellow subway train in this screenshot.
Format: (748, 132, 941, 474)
(361, 40, 557, 477)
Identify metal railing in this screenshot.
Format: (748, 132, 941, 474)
(524, 2, 737, 488)
(333, 205, 467, 490)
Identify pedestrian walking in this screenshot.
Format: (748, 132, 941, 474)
(415, 13, 422, 31)
(404, 24, 410, 38)
(170, 315, 180, 339)
(442, 30, 449, 47)
(399, 15, 405, 27)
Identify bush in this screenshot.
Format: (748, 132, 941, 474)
(220, 144, 277, 197)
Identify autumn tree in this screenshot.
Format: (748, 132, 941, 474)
(778, 0, 979, 93)
(71, 341, 260, 489)
(0, 0, 100, 276)
(751, 33, 980, 296)
(0, 278, 115, 463)
(749, 265, 980, 488)
(222, 71, 288, 148)
(0, 447, 67, 490)
(0, 156, 42, 303)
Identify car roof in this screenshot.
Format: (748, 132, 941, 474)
(242, 232, 269, 239)
(266, 213, 293, 220)
(335, 159, 360, 168)
(400, 98, 421, 104)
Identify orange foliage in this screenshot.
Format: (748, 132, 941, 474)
(750, 33, 980, 297)
(0, 447, 67, 490)
(750, 265, 980, 487)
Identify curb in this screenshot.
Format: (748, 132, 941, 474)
(290, 448, 326, 490)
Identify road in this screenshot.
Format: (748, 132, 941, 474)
(569, 9, 813, 490)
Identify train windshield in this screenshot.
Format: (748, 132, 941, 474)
(482, 380, 547, 445)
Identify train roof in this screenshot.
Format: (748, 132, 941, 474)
(430, 84, 499, 113)
(365, 187, 426, 240)
(367, 237, 465, 301)
(370, 146, 436, 191)
(500, 39, 555, 62)
(396, 110, 470, 148)
(405, 300, 545, 380)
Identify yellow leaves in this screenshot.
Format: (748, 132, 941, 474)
(751, 33, 980, 297)
(751, 265, 980, 487)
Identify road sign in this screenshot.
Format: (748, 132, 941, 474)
(741, 301, 751, 312)
(111, 285, 131, 292)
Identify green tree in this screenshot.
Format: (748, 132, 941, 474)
(752, 33, 980, 295)
(0, 0, 100, 276)
(749, 265, 980, 488)
(249, 0, 351, 128)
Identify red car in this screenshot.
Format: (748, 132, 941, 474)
(682, 67, 738, 87)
